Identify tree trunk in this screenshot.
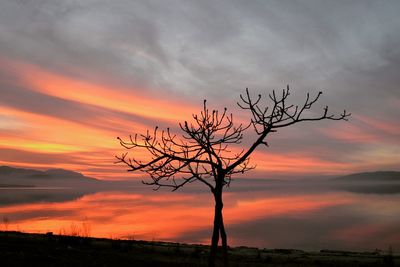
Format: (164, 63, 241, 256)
(209, 198, 221, 267)
(209, 186, 228, 267)
(220, 212, 228, 266)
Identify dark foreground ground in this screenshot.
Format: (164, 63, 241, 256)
(0, 231, 398, 267)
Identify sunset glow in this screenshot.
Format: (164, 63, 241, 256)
(1, 55, 399, 178)
(1, 1, 400, 257)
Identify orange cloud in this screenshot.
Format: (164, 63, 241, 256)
(249, 150, 350, 175)
(7, 59, 196, 123)
(0, 106, 113, 152)
(355, 114, 400, 136)
(1, 57, 397, 179)
(319, 123, 380, 144)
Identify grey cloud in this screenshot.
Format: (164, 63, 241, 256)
(1, 0, 399, 102)
(0, 149, 113, 172)
(0, 0, 168, 90)
(0, 148, 77, 165)
(0, 84, 98, 123)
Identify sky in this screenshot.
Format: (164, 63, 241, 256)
(0, 0, 399, 180)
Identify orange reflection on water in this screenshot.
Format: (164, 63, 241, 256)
(0, 191, 211, 240)
(0, 190, 356, 244)
(224, 192, 352, 223)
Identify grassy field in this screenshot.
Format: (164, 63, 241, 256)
(0, 231, 398, 266)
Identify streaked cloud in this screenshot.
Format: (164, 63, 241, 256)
(0, 0, 399, 178)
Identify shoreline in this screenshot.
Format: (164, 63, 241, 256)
(0, 231, 397, 266)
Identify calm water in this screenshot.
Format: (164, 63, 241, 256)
(1, 180, 399, 252)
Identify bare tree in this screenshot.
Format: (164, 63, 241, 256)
(116, 86, 350, 267)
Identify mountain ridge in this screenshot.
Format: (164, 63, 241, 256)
(0, 165, 100, 187)
(332, 171, 400, 182)
(2, 166, 400, 188)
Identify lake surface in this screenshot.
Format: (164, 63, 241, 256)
(1, 180, 399, 252)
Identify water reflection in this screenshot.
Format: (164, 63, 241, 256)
(0, 182, 399, 251)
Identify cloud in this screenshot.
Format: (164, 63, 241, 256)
(1, 0, 399, 97)
(0, 0, 399, 178)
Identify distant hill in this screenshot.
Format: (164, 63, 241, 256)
(0, 166, 100, 188)
(332, 171, 400, 183)
(0, 166, 143, 206)
(330, 171, 400, 194)
(0, 166, 41, 175)
(0, 166, 146, 205)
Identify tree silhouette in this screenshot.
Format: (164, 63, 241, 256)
(116, 86, 350, 266)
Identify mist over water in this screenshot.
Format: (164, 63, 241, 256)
(1, 179, 399, 252)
